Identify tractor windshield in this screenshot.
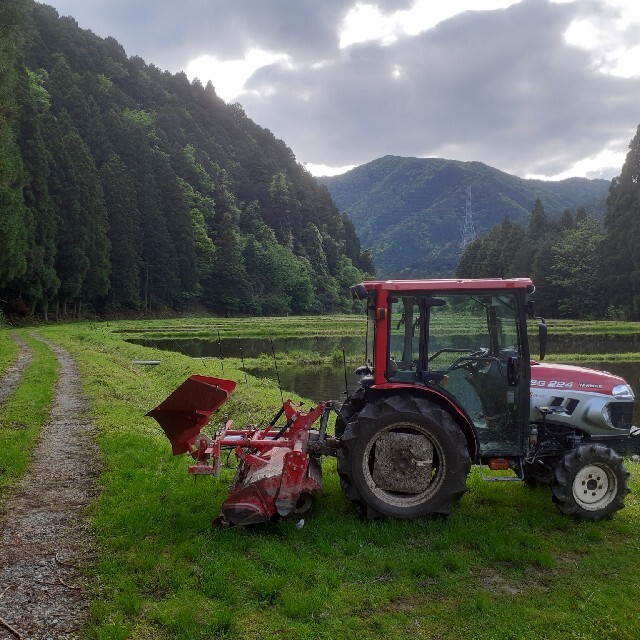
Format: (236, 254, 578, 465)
(387, 291, 526, 455)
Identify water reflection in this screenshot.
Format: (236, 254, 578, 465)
(129, 334, 640, 423)
(131, 332, 640, 360)
(536, 333, 640, 355)
(246, 364, 355, 403)
(129, 336, 364, 359)
(249, 360, 640, 426)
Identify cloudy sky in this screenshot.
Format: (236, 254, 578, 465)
(44, 0, 640, 179)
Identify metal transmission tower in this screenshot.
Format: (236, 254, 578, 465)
(461, 186, 476, 248)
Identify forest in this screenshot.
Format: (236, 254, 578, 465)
(0, 1, 373, 321)
(456, 124, 640, 320)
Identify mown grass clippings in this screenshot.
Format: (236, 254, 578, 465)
(29, 319, 640, 639)
(0, 332, 57, 506)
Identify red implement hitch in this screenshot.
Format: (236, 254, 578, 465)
(148, 376, 339, 527)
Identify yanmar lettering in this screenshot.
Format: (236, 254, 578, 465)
(578, 383, 603, 389)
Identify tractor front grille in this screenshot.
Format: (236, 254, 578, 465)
(607, 402, 634, 430)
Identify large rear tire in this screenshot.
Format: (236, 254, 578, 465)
(551, 444, 630, 521)
(337, 395, 470, 520)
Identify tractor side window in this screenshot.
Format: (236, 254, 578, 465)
(388, 296, 422, 382)
(428, 293, 523, 455)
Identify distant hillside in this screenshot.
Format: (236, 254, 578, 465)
(0, 1, 372, 319)
(319, 156, 610, 277)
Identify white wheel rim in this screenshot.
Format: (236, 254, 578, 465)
(572, 463, 617, 511)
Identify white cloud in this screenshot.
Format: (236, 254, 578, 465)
(185, 49, 289, 102)
(339, 0, 523, 49)
(564, 19, 601, 50)
(562, 0, 640, 78)
(305, 163, 355, 177)
(609, 44, 640, 77)
(526, 146, 627, 181)
(339, 4, 399, 48)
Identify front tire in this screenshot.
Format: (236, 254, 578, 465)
(337, 395, 470, 520)
(551, 444, 630, 521)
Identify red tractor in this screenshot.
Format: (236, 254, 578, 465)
(150, 278, 638, 525)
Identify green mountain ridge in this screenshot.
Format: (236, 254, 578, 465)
(319, 155, 610, 278)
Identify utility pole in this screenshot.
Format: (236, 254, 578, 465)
(461, 186, 476, 248)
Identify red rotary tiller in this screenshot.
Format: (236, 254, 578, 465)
(147, 375, 338, 527)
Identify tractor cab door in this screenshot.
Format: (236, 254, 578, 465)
(387, 292, 528, 456)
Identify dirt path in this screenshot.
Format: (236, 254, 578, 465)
(0, 333, 97, 640)
(0, 334, 33, 406)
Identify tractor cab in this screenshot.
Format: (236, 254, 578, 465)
(352, 279, 536, 458)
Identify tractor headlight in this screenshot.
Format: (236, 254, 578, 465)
(612, 384, 634, 400)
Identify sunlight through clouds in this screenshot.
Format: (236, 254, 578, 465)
(339, 0, 522, 48)
(305, 163, 356, 177)
(527, 147, 628, 181)
(186, 49, 289, 102)
(562, 0, 640, 78)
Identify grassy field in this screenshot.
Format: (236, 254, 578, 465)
(1, 318, 640, 639)
(110, 314, 367, 340)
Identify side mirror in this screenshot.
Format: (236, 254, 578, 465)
(537, 318, 547, 360)
(525, 300, 535, 319)
(350, 284, 368, 300)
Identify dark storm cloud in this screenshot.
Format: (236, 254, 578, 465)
(240, 0, 640, 177)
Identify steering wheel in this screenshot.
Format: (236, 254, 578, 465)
(444, 348, 492, 374)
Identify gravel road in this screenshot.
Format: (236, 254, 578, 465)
(0, 334, 97, 640)
(0, 335, 33, 406)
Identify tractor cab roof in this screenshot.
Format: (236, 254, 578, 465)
(353, 278, 534, 297)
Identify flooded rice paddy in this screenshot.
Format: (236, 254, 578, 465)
(129, 332, 640, 421)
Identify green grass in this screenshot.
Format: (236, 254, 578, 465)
(535, 318, 640, 335)
(0, 329, 19, 378)
(111, 314, 367, 341)
(24, 319, 640, 639)
(0, 331, 58, 507)
(540, 352, 640, 363)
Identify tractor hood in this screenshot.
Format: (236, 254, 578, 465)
(147, 375, 236, 454)
(530, 361, 631, 397)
